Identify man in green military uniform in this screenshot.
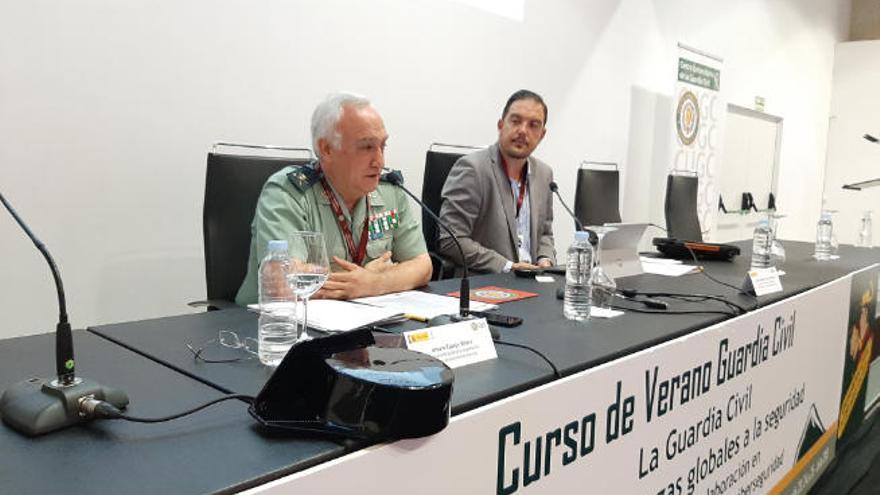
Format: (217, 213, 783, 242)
(235, 92, 431, 304)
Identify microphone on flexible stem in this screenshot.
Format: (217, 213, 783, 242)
(0, 191, 128, 436)
(381, 169, 472, 322)
(549, 181, 597, 245)
(864, 134, 879, 143)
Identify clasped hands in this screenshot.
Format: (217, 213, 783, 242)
(512, 258, 553, 271)
(314, 251, 394, 300)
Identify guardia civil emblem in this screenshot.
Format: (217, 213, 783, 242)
(676, 90, 700, 146)
(473, 288, 516, 300)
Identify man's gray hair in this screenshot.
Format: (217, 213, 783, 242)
(311, 92, 372, 156)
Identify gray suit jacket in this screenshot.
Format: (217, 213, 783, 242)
(438, 143, 556, 273)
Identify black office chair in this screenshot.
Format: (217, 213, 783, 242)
(194, 142, 314, 309)
(664, 172, 703, 241)
(573, 161, 622, 228)
(420, 143, 483, 280)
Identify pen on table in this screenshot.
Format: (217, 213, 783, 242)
(404, 313, 428, 322)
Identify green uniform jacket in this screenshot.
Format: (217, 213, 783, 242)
(235, 164, 427, 305)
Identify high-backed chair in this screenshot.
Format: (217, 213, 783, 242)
(664, 172, 703, 241)
(196, 142, 314, 309)
(420, 143, 484, 280)
(573, 161, 622, 228)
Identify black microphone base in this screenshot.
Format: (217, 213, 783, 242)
(428, 313, 476, 326)
(0, 377, 129, 436)
(427, 313, 500, 340)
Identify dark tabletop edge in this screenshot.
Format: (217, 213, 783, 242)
(88, 325, 238, 395)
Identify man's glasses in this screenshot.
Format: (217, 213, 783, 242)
(186, 330, 258, 363)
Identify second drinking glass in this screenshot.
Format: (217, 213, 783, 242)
(287, 231, 330, 340)
(589, 225, 617, 311)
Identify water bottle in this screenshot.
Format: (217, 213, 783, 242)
(858, 211, 873, 248)
(814, 211, 833, 261)
(258, 240, 297, 366)
(750, 219, 772, 269)
(564, 231, 593, 321)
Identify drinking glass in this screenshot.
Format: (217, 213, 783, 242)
(825, 209, 840, 258)
(767, 212, 786, 266)
(588, 225, 617, 310)
(858, 210, 873, 248)
(287, 231, 330, 340)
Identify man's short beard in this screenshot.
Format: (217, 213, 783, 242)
(503, 147, 532, 160)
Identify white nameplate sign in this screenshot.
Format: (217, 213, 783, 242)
(403, 318, 497, 369)
(742, 267, 783, 296)
(590, 306, 625, 318)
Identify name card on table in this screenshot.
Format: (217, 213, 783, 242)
(742, 267, 783, 296)
(590, 307, 625, 319)
(403, 318, 497, 369)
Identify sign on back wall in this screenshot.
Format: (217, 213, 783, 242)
(666, 44, 726, 241)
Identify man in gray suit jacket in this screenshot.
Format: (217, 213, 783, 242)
(438, 90, 556, 273)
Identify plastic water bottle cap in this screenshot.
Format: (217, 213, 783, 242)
(758, 219, 769, 226)
(267, 239, 289, 252)
(820, 211, 832, 221)
(574, 231, 590, 242)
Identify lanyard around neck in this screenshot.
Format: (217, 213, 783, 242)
(318, 176, 370, 265)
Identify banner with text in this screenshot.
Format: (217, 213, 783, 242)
(838, 265, 880, 449)
(667, 45, 726, 240)
(250, 277, 851, 495)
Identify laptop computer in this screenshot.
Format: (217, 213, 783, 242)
(532, 223, 648, 279)
(598, 222, 649, 278)
(652, 237, 740, 261)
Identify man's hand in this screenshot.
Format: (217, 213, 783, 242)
(364, 251, 393, 272)
(511, 261, 540, 271)
(316, 256, 385, 300)
(314, 253, 430, 300)
(536, 258, 553, 268)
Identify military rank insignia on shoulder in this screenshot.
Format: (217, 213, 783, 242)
(368, 209, 400, 240)
(286, 161, 321, 191)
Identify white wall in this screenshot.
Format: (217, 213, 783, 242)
(713, 107, 783, 243)
(824, 41, 880, 246)
(0, 0, 850, 339)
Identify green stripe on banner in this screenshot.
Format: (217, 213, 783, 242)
(678, 57, 721, 91)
